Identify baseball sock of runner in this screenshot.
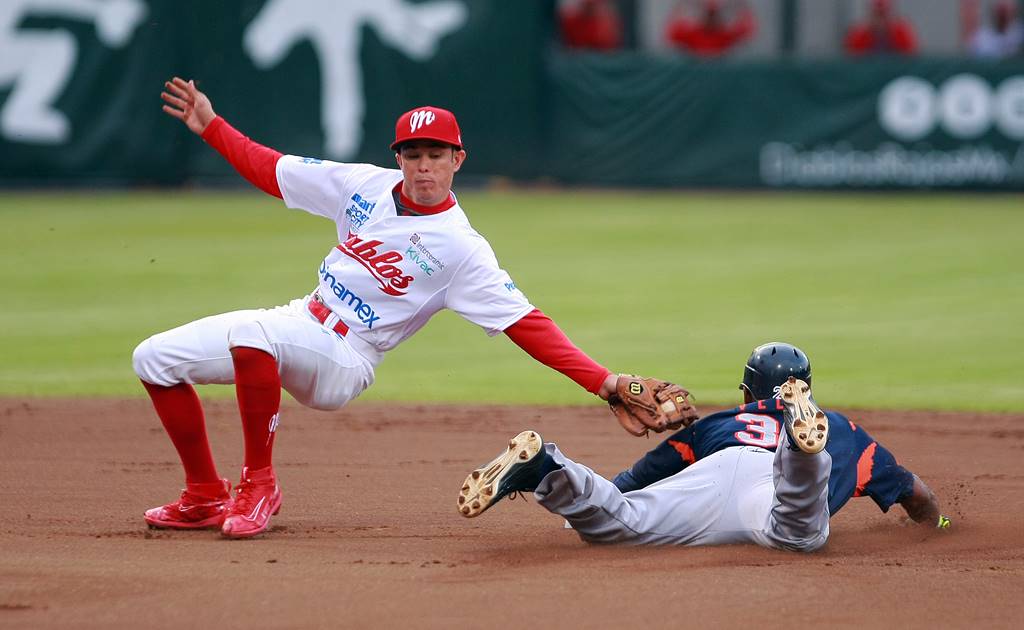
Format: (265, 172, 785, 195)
(141, 381, 221, 489)
(231, 347, 281, 472)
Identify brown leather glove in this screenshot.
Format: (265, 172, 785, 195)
(608, 375, 700, 437)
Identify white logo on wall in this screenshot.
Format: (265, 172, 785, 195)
(409, 109, 435, 132)
(879, 74, 1024, 141)
(0, 0, 147, 144)
(244, 0, 467, 159)
(761, 72, 1024, 187)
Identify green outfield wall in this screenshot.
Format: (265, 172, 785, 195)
(547, 55, 1024, 189)
(1, 1, 1022, 189)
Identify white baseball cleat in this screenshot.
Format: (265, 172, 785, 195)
(458, 430, 545, 518)
(778, 376, 828, 454)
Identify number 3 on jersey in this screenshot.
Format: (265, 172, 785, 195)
(734, 413, 780, 448)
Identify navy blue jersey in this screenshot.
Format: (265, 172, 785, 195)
(612, 398, 915, 516)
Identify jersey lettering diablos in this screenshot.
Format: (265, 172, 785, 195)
(276, 156, 534, 364)
(612, 398, 915, 516)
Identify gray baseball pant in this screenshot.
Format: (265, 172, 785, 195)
(534, 434, 831, 552)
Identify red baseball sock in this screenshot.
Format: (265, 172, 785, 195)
(141, 380, 220, 487)
(231, 347, 282, 471)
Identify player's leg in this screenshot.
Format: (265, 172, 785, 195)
(139, 379, 232, 529)
(230, 299, 375, 412)
(536, 444, 774, 545)
(757, 433, 831, 552)
(757, 378, 832, 552)
(459, 432, 762, 546)
(217, 345, 284, 538)
(218, 300, 374, 538)
(133, 302, 372, 534)
(133, 309, 266, 529)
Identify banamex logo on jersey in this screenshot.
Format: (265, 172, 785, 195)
(337, 231, 415, 296)
(319, 261, 381, 328)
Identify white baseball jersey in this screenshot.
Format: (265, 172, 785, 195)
(277, 156, 535, 366)
(133, 156, 536, 411)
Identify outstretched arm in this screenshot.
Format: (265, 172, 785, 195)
(503, 309, 616, 398)
(161, 77, 283, 198)
(847, 428, 950, 529)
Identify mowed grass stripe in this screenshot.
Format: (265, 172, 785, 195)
(0, 190, 1019, 411)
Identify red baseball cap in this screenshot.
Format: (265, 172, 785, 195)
(390, 106, 463, 151)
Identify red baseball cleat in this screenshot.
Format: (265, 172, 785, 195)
(144, 479, 233, 529)
(221, 466, 282, 539)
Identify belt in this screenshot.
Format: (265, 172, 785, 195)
(307, 292, 350, 336)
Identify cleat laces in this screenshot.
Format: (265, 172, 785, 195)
(231, 481, 258, 514)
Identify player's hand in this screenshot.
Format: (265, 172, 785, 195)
(596, 373, 619, 401)
(161, 77, 216, 135)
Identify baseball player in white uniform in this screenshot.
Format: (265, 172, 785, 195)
(135, 77, 624, 539)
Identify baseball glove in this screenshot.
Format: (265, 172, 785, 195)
(608, 375, 700, 437)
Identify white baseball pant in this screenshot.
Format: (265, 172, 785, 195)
(132, 296, 375, 410)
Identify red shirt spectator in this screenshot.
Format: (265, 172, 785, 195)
(845, 0, 918, 55)
(666, 0, 757, 57)
(559, 0, 623, 51)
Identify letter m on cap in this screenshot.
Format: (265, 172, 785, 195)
(409, 110, 436, 132)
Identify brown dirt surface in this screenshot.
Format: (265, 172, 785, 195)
(1, 398, 1022, 629)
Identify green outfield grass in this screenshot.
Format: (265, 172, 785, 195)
(1, 190, 1020, 411)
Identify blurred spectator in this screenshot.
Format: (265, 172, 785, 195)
(845, 0, 918, 55)
(965, 0, 1023, 59)
(559, 0, 623, 51)
(665, 0, 757, 57)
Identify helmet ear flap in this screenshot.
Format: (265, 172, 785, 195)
(741, 363, 768, 401)
(739, 382, 755, 403)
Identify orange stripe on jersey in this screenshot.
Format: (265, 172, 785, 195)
(853, 442, 877, 497)
(668, 440, 696, 465)
(849, 420, 857, 431)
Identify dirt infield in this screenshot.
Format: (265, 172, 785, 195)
(1, 398, 1022, 629)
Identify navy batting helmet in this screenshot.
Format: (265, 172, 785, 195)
(740, 342, 811, 401)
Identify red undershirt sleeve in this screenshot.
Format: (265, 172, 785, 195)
(504, 309, 612, 395)
(201, 116, 283, 199)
